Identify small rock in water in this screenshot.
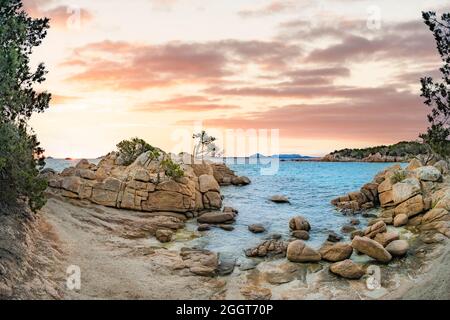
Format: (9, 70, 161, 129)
(266, 233, 282, 240)
(327, 232, 342, 242)
(329, 259, 365, 279)
(219, 225, 234, 231)
(270, 195, 290, 203)
(291, 230, 310, 240)
(155, 229, 173, 243)
(218, 254, 236, 276)
(350, 219, 360, 226)
(341, 225, 357, 233)
(289, 216, 311, 231)
(197, 224, 211, 231)
(248, 224, 266, 233)
(385, 240, 409, 256)
(362, 213, 378, 219)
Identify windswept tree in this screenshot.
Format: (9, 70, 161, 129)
(0, 0, 51, 211)
(192, 131, 221, 162)
(420, 11, 450, 158)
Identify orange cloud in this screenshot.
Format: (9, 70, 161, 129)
(132, 96, 240, 112)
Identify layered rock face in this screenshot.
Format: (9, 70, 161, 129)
(332, 159, 450, 238)
(45, 152, 248, 218)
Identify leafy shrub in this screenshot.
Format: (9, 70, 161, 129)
(116, 137, 158, 165)
(390, 170, 407, 184)
(0, 122, 47, 211)
(161, 157, 184, 180)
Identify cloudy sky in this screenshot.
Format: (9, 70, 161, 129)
(24, 0, 448, 158)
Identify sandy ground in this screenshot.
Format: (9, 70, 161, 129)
(36, 195, 450, 300)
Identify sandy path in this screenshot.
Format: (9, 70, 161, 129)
(41, 197, 224, 300)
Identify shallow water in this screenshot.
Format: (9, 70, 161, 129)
(44, 159, 402, 257)
(188, 161, 403, 256)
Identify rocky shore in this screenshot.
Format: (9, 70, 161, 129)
(1, 151, 449, 300)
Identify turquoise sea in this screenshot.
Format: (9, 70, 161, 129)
(45, 159, 401, 257)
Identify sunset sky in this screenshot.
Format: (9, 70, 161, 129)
(24, 0, 448, 158)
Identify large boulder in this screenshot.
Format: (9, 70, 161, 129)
(393, 194, 424, 217)
(329, 259, 365, 279)
(289, 216, 311, 231)
(422, 208, 449, 224)
(351, 236, 392, 263)
(286, 240, 321, 263)
(413, 166, 442, 182)
(406, 159, 422, 171)
(198, 174, 220, 193)
(392, 178, 421, 205)
(291, 230, 310, 240)
(374, 230, 400, 247)
(319, 242, 353, 262)
(393, 214, 408, 227)
(379, 191, 394, 207)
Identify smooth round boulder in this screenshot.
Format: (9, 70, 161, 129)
(329, 259, 365, 279)
(248, 224, 266, 234)
(393, 214, 408, 227)
(291, 230, 310, 240)
(385, 240, 409, 256)
(286, 240, 321, 263)
(289, 216, 311, 231)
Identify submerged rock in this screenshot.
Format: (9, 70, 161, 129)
(291, 230, 310, 240)
(245, 240, 288, 258)
(327, 231, 342, 242)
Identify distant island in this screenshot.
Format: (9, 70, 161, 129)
(322, 141, 429, 162)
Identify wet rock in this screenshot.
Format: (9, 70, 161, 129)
(240, 285, 272, 300)
(286, 240, 321, 263)
(289, 216, 311, 231)
(421, 232, 447, 244)
(218, 254, 236, 276)
(374, 230, 400, 247)
(181, 248, 218, 277)
(232, 176, 251, 186)
(351, 236, 392, 263)
(197, 224, 211, 231)
(341, 225, 357, 233)
(363, 221, 387, 238)
(270, 195, 290, 203)
(319, 242, 353, 262)
(219, 225, 234, 231)
(155, 229, 173, 243)
(350, 219, 361, 226)
(198, 174, 220, 193)
(197, 211, 235, 224)
(385, 240, 409, 256)
(327, 231, 342, 242)
(248, 224, 266, 234)
(393, 214, 408, 227)
(330, 259, 365, 279)
(291, 230, 310, 240)
(245, 240, 288, 258)
(350, 230, 364, 239)
(422, 208, 449, 224)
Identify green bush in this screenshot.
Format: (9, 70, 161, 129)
(390, 170, 407, 184)
(161, 157, 184, 180)
(0, 122, 47, 211)
(116, 137, 158, 166)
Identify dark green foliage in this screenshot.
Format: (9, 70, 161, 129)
(0, 122, 47, 211)
(116, 137, 159, 166)
(330, 141, 429, 159)
(161, 157, 184, 180)
(0, 0, 51, 212)
(420, 11, 450, 157)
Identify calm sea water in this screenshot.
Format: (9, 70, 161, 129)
(44, 159, 401, 256)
